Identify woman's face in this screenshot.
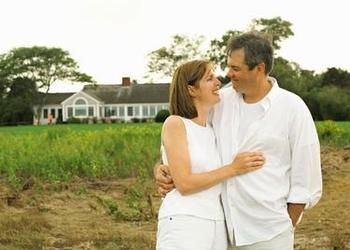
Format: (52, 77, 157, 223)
(194, 67, 221, 106)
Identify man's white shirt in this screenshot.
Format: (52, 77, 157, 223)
(211, 77, 322, 246)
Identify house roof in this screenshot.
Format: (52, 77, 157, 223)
(83, 83, 170, 104)
(35, 83, 170, 105)
(34, 92, 75, 105)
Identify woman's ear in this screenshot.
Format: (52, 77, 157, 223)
(188, 85, 198, 98)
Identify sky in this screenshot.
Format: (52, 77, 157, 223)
(1, 0, 349, 92)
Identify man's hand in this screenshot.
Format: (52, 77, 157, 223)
(154, 164, 175, 197)
(287, 203, 305, 227)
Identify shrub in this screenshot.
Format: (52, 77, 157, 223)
(316, 120, 346, 142)
(155, 109, 170, 123)
(66, 117, 81, 124)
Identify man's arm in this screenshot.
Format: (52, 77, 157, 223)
(287, 100, 322, 224)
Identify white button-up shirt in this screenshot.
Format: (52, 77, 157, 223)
(211, 77, 322, 246)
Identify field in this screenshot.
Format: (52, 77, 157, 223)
(0, 122, 349, 249)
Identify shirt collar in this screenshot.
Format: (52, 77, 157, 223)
(260, 76, 279, 112)
(238, 76, 279, 113)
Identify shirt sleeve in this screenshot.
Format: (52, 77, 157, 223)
(287, 101, 322, 209)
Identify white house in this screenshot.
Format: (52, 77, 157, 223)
(33, 77, 170, 124)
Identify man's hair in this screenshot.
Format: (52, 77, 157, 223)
(227, 31, 274, 74)
(169, 60, 210, 119)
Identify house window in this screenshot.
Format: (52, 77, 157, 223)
(119, 106, 125, 117)
(150, 105, 156, 116)
(110, 107, 116, 116)
(67, 107, 73, 118)
(142, 106, 149, 116)
(75, 107, 87, 116)
(134, 106, 140, 116)
(43, 109, 48, 119)
(74, 98, 87, 117)
(105, 107, 111, 117)
(113, 107, 118, 116)
(127, 106, 133, 116)
(88, 107, 94, 116)
(75, 99, 86, 105)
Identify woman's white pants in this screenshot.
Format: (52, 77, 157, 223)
(156, 215, 228, 250)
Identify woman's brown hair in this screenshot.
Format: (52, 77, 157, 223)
(169, 60, 210, 119)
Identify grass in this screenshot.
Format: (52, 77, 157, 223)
(0, 123, 161, 136)
(0, 123, 163, 185)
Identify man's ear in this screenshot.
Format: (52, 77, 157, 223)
(188, 85, 197, 97)
(256, 62, 266, 74)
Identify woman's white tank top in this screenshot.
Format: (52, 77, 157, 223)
(158, 116, 224, 220)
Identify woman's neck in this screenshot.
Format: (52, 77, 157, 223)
(191, 104, 210, 126)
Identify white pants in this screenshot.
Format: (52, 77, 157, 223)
(231, 226, 294, 250)
(156, 215, 228, 250)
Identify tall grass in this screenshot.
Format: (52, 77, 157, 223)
(0, 124, 162, 184)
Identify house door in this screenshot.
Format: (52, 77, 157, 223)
(57, 109, 63, 123)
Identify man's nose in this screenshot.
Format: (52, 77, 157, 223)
(216, 78, 221, 87)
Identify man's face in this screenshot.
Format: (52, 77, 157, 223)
(226, 48, 257, 94)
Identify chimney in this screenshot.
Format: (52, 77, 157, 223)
(122, 77, 131, 86)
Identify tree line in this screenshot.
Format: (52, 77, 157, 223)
(0, 17, 349, 125)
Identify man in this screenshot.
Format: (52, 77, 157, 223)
(155, 32, 322, 249)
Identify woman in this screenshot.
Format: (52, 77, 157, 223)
(156, 60, 265, 250)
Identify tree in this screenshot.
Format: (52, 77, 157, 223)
(206, 30, 242, 71)
(0, 77, 37, 125)
(271, 57, 305, 95)
(249, 16, 294, 50)
(0, 46, 94, 123)
(146, 34, 205, 80)
(320, 67, 350, 88)
(310, 86, 350, 120)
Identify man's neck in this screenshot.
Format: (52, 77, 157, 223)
(243, 77, 272, 104)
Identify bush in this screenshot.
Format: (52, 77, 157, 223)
(66, 117, 82, 124)
(316, 120, 346, 142)
(155, 109, 170, 123)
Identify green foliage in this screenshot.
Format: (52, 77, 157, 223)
(146, 34, 205, 80)
(249, 16, 294, 50)
(316, 120, 348, 145)
(321, 67, 350, 88)
(66, 117, 84, 124)
(206, 30, 242, 71)
(124, 171, 155, 221)
(155, 109, 170, 123)
(0, 46, 94, 91)
(97, 196, 121, 216)
(0, 124, 162, 185)
(271, 57, 305, 94)
(309, 86, 350, 120)
(0, 77, 37, 125)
